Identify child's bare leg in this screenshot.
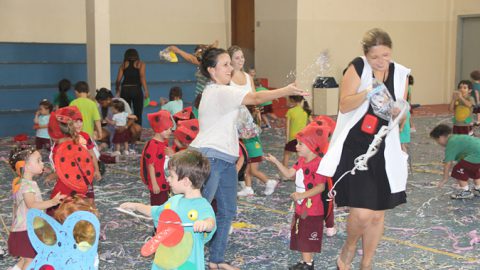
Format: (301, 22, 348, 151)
(21, 258, 33, 270)
(244, 164, 253, 187)
(250, 162, 269, 184)
(261, 114, 270, 127)
(457, 179, 469, 188)
(115, 143, 121, 152)
(124, 141, 129, 152)
(473, 178, 480, 188)
(301, 252, 314, 264)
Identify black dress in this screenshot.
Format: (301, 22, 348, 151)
(121, 60, 144, 125)
(333, 57, 407, 210)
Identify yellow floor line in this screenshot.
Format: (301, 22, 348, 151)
(114, 169, 478, 262)
(238, 201, 479, 263)
(381, 236, 478, 262)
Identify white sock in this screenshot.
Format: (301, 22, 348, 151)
(10, 265, 21, 270)
(474, 185, 480, 190)
(460, 185, 469, 191)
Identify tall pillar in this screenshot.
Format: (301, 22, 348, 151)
(85, 0, 110, 95)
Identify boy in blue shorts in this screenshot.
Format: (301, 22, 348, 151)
(430, 124, 480, 199)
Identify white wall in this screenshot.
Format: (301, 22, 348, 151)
(296, 0, 451, 105)
(0, 0, 229, 46)
(254, 0, 297, 88)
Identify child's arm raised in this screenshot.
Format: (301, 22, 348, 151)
(264, 154, 295, 179)
(193, 217, 215, 233)
(457, 94, 474, 108)
(24, 192, 65, 210)
(119, 202, 152, 217)
(438, 161, 452, 188)
(290, 183, 325, 202)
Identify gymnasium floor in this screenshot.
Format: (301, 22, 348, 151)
(0, 114, 479, 270)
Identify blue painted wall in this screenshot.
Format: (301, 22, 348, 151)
(0, 43, 198, 137)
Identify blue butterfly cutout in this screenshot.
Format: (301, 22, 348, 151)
(26, 208, 100, 270)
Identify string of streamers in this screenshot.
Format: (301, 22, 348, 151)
(115, 207, 193, 226)
(327, 100, 410, 201)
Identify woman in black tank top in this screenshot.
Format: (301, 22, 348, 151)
(115, 48, 149, 125)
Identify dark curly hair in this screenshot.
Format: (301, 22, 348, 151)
(200, 47, 228, 79)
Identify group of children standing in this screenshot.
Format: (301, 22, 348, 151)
(7, 45, 480, 270)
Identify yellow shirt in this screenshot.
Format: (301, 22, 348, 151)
(70, 97, 101, 137)
(286, 105, 308, 141)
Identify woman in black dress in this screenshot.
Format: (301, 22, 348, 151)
(318, 29, 410, 270)
(115, 48, 149, 125)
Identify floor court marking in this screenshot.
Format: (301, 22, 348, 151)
(237, 201, 479, 263)
(112, 169, 478, 263)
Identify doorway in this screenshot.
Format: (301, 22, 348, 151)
(231, 0, 255, 70)
(456, 16, 480, 83)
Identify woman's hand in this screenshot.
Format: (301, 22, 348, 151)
(144, 90, 150, 99)
(286, 83, 309, 96)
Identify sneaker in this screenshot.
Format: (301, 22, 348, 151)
(472, 188, 480, 197)
(239, 181, 246, 190)
(123, 150, 130, 156)
(288, 261, 314, 270)
(237, 187, 254, 197)
(128, 149, 137, 155)
(325, 227, 337, 237)
(264, 179, 278, 195)
(112, 151, 121, 157)
(450, 189, 474, 199)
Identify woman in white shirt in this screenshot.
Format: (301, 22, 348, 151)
(190, 47, 306, 270)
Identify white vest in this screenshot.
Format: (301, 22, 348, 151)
(317, 57, 411, 193)
(230, 72, 253, 92)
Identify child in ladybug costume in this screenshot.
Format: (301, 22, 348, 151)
(141, 110, 174, 206)
(172, 119, 199, 153)
(265, 124, 332, 270)
(46, 106, 95, 215)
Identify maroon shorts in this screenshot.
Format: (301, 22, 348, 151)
(150, 190, 169, 206)
(99, 153, 117, 164)
(8, 230, 36, 258)
(290, 214, 324, 253)
(453, 125, 472, 135)
(451, 159, 480, 181)
(35, 137, 51, 150)
(112, 128, 131, 144)
(284, 139, 298, 152)
(248, 156, 264, 163)
(262, 104, 273, 114)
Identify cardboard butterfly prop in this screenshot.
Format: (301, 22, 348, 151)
(26, 209, 100, 270)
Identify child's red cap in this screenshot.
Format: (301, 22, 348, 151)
(295, 125, 330, 157)
(173, 107, 193, 121)
(174, 119, 199, 144)
(148, 110, 173, 133)
(55, 106, 83, 123)
(309, 115, 336, 133)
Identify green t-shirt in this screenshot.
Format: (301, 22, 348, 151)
(473, 82, 480, 104)
(255, 86, 272, 106)
(242, 136, 263, 158)
(70, 97, 101, 137)
(53, 93, 75, 108)
(286, 105, 308, 141)
(444, 135, 480, 163)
